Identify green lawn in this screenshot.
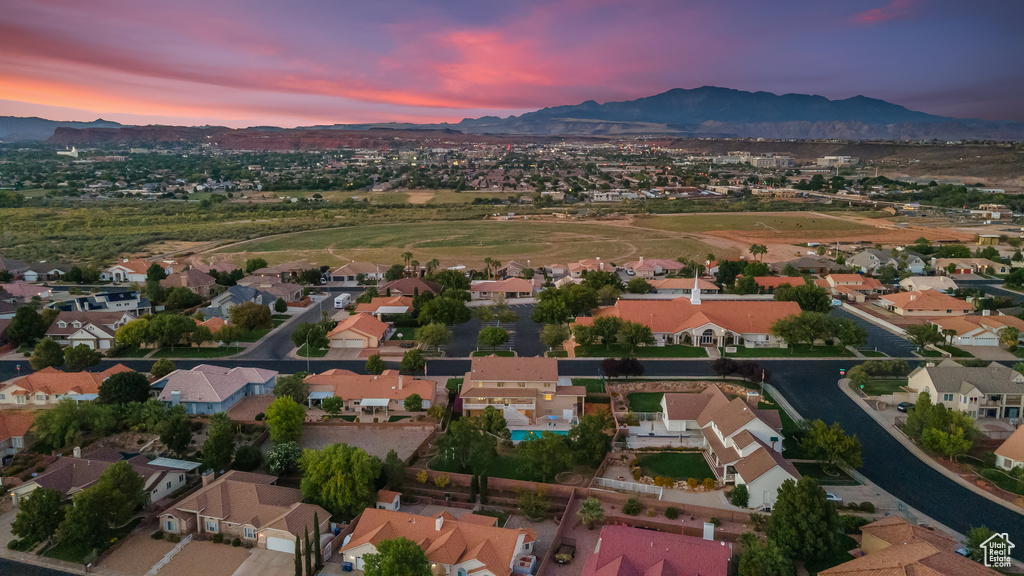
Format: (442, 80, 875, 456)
(758, 391, 807, 459)
(108, 347, 152, 358)
(726, 344, 853, 358)
(626, 392, 663, 412)
(45, 517, 142, 564)
(859, 350, 888, 357)
(472, 350, 515, 357)
(151, 346, 244, 358)
(236, 327, 272, 342)
(850, 378, 907, 397)
(639, 452, 714, 480)
(446, 378, 463, 392)
(297, 343, 329, 357)
(938, 344, 973, 358)
(388, 415, 409, 422)
(272, 314, 291, 320)
(547, 351, 568, 357)
(980, 468, 1024, 495)
(430, 455, 537, 482)
(329, 415, 356, 422)
(574, 344, 707, 358)
(573, 378, 606, 394)
(390, 327, 418, 340)
(806, 535, 859, 575)
(793, 462, 861, 486)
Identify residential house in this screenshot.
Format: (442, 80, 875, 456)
(649, 277, 720, 295)
(250, 261, 316, 283)
(330, 262, 384, 283)
(934, 258, 1010, 276)
(0, 412, 33, 456)
(574, 292, 801, 349)
(56, 289, 152, 314)
(326, 313, 391, 348)
(580, 525, 731, 576)
(460, 356, 584, 428)
(160, 470, 331, 554)
(899, 276, 959, 292)
(821, 516, 999, 576)
(101, 259, 173, 283)
(0, 258, 30, 280)
(547, 258, 610, 278)
(235, 276, 303, 303)
(204, 285, 276, 319)
(376, 490, 401, 511)
(154, 364, 278, 415)
(907, 360, 1024, 419)
(697, 391, 797, 509)
(772, 255, 844, 275)
(354, 295, 414, 317)
(848, 249, 926, 274)
(191, 260, 240, 275)
(824, 274, 886, 302)
(0, 282, 52, 301)
(494, 261, 529, 278)
(751, 276, 805, 292)
(995, 426, 1024, 471)
(23, 262, 70, 282)
(469, 278, 535, 300)
(304, 369, 436, 415)
(877, 291, 974, 317)
(378, 277, 441, 296)
(46, 310, 136, 349)
(161, 269, 217, 298)
(340, 508, 537, 574)
(0, 364, 132, 406)
(620, 257, 686, 278)
(11, 446, 187, 505)
(928, 314, 1024, 347)
(660, 386, 730, 433)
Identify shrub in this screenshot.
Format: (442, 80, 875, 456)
(686, 478, 700, 489)
(373, 417, 379, 423)
(846, 502, 861, 511)
(167, 534, 181, 543)
(632, 468, 642, 481)
(840, 515, 871, 534)
(702, 478, 716, 491)
(630, 458, 639, 468)
(749, 513, 769, 532)
(233, 445, 263, 472)
(212, 533, 224, 544)
(654, 476, 673, 487)
(728, 484, 749, 507)
(622, 498, 642, 516)
(646, 508, 656, 517)
(136, 438, 145, 445)
(982, 451, 997, 469)
(434, 473, 451, 489)
(255, 412, 265, 421)
(859, 501, 875, 513)
(7, 539, 20, 551)
(232, 538, 241, 547)
(709, 516, 721, 527)
(152, 530, 165, 540)
(665, 507, 679, 520)
(35, 465, 45, 473)
(416, 470, 429, 484)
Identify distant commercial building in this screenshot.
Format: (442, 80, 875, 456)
(816, 156, 858, 167)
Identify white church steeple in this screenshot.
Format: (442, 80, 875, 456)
(690, 272, 702, 305)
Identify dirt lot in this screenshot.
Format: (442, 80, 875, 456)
(158, 541, 250, 576)
(100, 531, 176, 575)
(299, 423, 433, 461)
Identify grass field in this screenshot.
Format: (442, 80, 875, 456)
(626, 392, 663, 412)
(212, 218, 728, 268)
(575, 344, 708, 358)
(152, 346, 244, 358)
(639, 452, 714, 480)
(726, 344, 853, 358)
(297, 343, 329, 357)
(980, 468, 1024, 495)
(637, 213, 874, 238)
(850, 378, 906, 396)
(572, 378, 606, 394)
(793, 462, 861, 486)
(446, 378, 463, 392)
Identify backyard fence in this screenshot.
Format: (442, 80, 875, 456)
(593, 477, 664, 499)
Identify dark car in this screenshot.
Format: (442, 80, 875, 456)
(897, 402, 915, 413)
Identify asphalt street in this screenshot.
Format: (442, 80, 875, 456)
(954, 278, 1024, 304)
(238, 296, 333, 360)
(830, 308, 917, 357)
(446, 304, 545, 357)
(0, 559, 78, 575)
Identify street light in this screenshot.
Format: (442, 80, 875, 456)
(305, 331, 310, 374)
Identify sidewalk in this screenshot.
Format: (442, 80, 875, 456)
(838, 377, 1024, 516)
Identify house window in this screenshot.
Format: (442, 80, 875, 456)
(497, 382, 504, 387)
(205, 519, 219, 533)
(179, 474, 184, 482)
(544, 383, 552, 388)
(518, 383, 526, 387)
(166, 481, 172, 489)
(961, 395, 967, 403)
(36, 395, 44, 401)
(206, 403, 214, 411)
(943, 394, 954, 402)
(57, 321, 67, 328)
(165, 519, 177, 532)
(12, 437, 22, 448)
(0, 394, 5, 400)
(244, 527, 256, 539)
(544, 394, 553, 401)
(17, 396, 25, 404)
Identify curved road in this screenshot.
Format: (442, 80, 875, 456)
(1, 356, 1020, 547)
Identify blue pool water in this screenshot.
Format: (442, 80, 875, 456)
(510, 429, 569, 442)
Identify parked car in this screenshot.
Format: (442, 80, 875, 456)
(897, 402, 915, 413)
(825, 491, 843, 504)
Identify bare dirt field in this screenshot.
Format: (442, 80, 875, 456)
(158, 541, 250, 576)
(100, 531, 176, 576)
(299, 423, 433, 461)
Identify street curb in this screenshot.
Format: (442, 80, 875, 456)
(837, 377, 1024, 516)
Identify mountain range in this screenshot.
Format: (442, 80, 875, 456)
(5, 87, 1023, 142)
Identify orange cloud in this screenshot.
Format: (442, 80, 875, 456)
(851, 0, 916, 24)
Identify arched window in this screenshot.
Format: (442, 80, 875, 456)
(700, 329, 715, 345)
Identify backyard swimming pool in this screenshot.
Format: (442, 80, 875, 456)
(510, 429, 569, 442)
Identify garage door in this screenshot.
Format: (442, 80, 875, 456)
(266, 536, 294, 553)
(975, 337, 998, 346)
(343, 339, 364, 348)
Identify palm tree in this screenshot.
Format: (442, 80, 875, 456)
(401, 251, 413, 272)
(491, 259, 502, 279)
(749, 244, 768, 262)
(427, 258, 440, 275)
(942, 328, 957, 346)
(1001, 327, 1020, 351)
(483, 257, 495, 279)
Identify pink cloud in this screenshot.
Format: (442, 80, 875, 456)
(851, 0, 916, 24)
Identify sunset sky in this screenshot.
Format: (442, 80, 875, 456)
(2, 0, 1022, 127)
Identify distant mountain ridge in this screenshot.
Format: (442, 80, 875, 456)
(5, 86, 1024, 142)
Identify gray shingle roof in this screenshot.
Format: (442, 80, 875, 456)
(910, 359, 1024, 395)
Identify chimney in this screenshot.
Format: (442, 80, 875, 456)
(73, 446, 82, 458)
(639, 256, 644, 263)
(171, 390, 181, 407)
(435, 516, 444, 531)
(399, 375, 404, 390)
(202, 469, 216, 487)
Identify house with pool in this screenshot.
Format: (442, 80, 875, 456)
(459, 356, 585, 435)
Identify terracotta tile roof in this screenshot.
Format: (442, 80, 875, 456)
(469, 278, 534, 293)
(354, 295, 413, 314)
(108, 258, 152, 274)
(580, 525, 731, 576)
(819, 540, 998, 576)
(996, 426, 1024, 465)
(753, 276, 805, 289)
(860, 516, 958, 550)
(161, 269, 216, 289)
(467, 356, 559, 383)
(379, 278, 441, 295)
(663, 386, 729, 422)
(584, 298, 802, 336)
(879, 291, 973, 313)
(156, 364, 276, 403)
(198, 317, 227, 332)
(0, 411, 34, 443)
(305, 369, 436, 402)
(332, 262, 382, 276)
(649, 277, 719, 291)
(341, 508, 536, 576)
(460, 387, 540, 400)
(1, 364, 133, 397)
(377, 490, 402, 504)
(326, 313, 389, 340)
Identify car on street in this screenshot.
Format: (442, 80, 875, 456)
(897, 402, 914, 413)
(825, 491, 843, 504)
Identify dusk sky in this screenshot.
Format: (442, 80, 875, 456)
(2, 0, 1022, 127)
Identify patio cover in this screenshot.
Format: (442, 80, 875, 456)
(308, 391, 334, 400)
(361, 398, 390, 407)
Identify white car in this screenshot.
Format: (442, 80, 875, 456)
(825, 491, 843, 504)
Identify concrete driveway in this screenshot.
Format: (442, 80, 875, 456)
(231, 548, 294, 576)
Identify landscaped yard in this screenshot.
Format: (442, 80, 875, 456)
(573, 378, 606, 394)
(639, 452, 715, 480)
(236, 327, 272, 342)
(388, 415, 410, 422)
(45, 517, 142, 564)
(151, 346, 244, 358)
(626, 392, 664, 412)
(446, 378, 463, 392)
(574, 344, 707, 358)
(390, 327, 419, 340)
(297, 343, 329, 357)
(109, 347, 153, 358)
(726, 344, 854, 358)
(850, 378, 907, 397)
(980, 468, 1024, 495)
(937, 344, 973, 358)
(793, 461, 861, 486)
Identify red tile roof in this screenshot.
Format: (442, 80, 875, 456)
(580, 525, 731, 576)
(1, 364, 133, 397)
(879, 291, 973, 313)
(467, 356, 559, 383)
(0, 411, 33, 443)
(469, 278, 534, 293)
(753, 276, 805, 289)
(579, 298, 801, 335)
(305, 369, 436, 402)
(327, 313, 389, 340)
